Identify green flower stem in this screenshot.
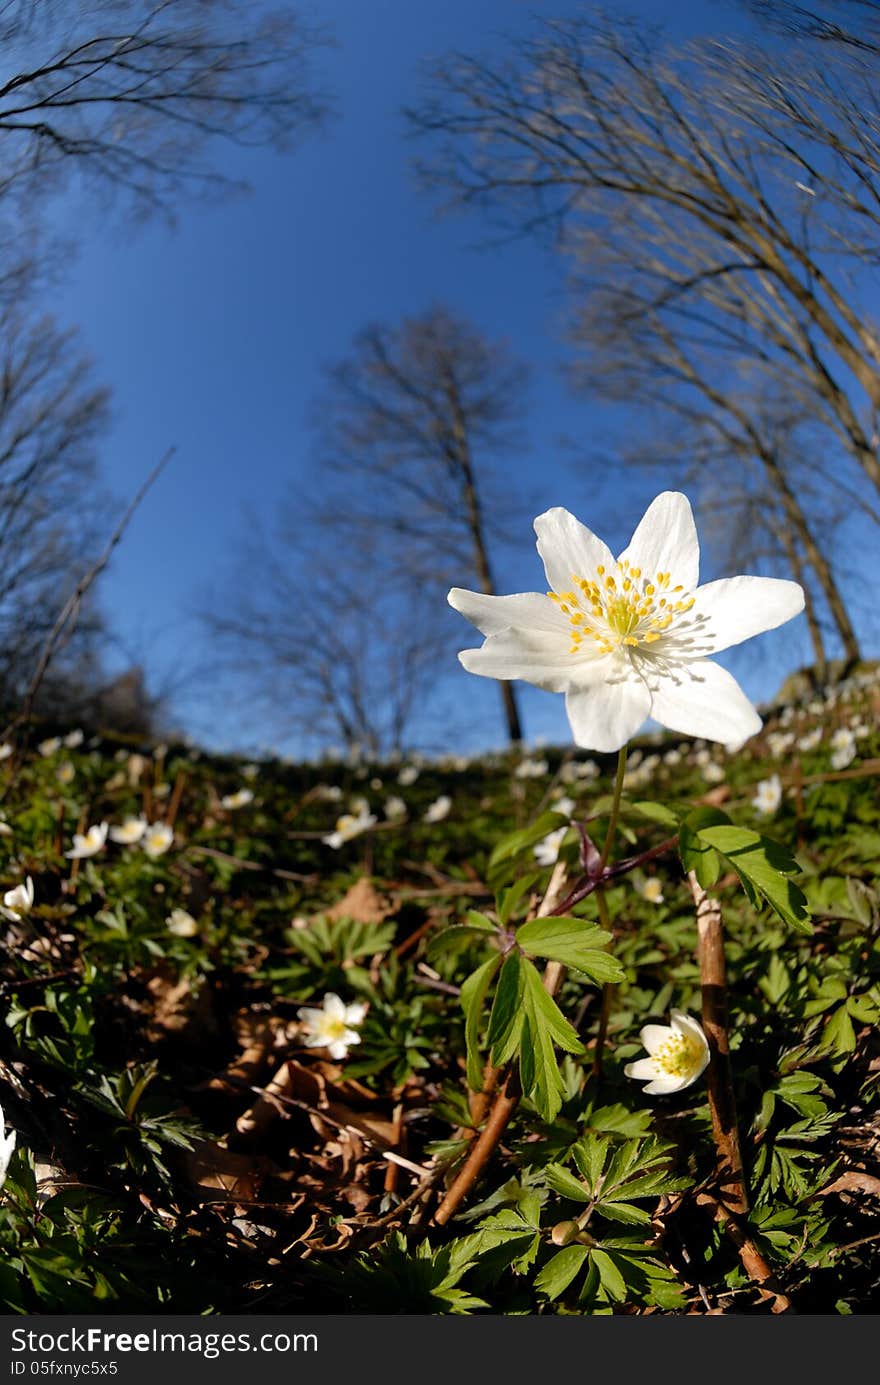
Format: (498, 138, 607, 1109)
(591, 744, 628, 1078)
(598, 744, 628, 871)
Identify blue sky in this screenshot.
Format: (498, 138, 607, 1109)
(47, 0, 862, 756)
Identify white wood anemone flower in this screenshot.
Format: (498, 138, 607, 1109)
(624, 1009, 710, 1096)
(0, 1104, 15, 1190)
(65, 822, 108, 859)
(142, 822, 174, 858)
(448, 493, 804, 752)
(221, 788, 254, 810)
(322, 805, 377, 849)
(297, 992, 367, 1060)
(2, 876, 34, 921)
(109, 815, 148, 845)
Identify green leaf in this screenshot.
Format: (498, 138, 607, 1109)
(697, 824, 812, 932)
(572, 1135, 610, 1191)
(679, 807, 728, 889)
(517, 959, 584, 1121)
(516, 916, 624, 983)
(591, 1248, 627, 1301)
(535, 1245, 590, 1301)
(545, 1163, 592, 1203)
(628, 801, 680, 829)
(519, 959, 585, 1056)
(460, 953, 502, 1093)
(817, 1005, 856, 1056)
(498, 875, 541, 926)
(487, 952, 525, 1066)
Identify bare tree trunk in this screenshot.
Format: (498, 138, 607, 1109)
(762, 449, 861, 663)
(449, 384, 524, 744)
(772, 521, 827, 684)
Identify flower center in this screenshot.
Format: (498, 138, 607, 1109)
(320, 1017, 349, 1042)
(654, 1032, 703, 1078)
(550, 559, 696, 656)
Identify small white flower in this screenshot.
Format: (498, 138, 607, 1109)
(424, 794, 452, 823)
(663, 748, 682, 767)
(830, 728, 856, 770)
(166, 908, 198, 938)
(515, 757, 549, 779)
(550, 793, 575, 818)
(322, 805, 377, 849)
(0, 1104, 15, 1190)
(0, 821, 12, 837)
(297, 992, 367, 1060)
(0, 743, 13, 762)
(752, 774, 782, 816)
(636, 876, 665, 905)
(241, 763, 260, 781)
(448, 493, 804, 752)
(313, 783, 343, 802)
(56, 761, 75, 786)
(767, 730, 795, 758)
(109, 815, 148, 845)
(2, 876, 34, 921)
(703, 761, 725, 784)
(221, 788, 254, 810)
(397, 764, 420, 786)
(127, 753, 147, 785)
(38, 737, 61, 757)
(65, 822, 108, 859)
(384, 795, 408, 821)
(533, 826, 568, 866)
(797, 727, 822, 753)
(142, 822, 174, 857)
(624, 1009, 710, 1095)
(64, 729, 84, 749)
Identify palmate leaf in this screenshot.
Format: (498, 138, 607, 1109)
(518, 960, 584, 1122)
(534, 1244, 590, 1301)
(516, 915, 624, 983)
(460, 953, 502, 1093)
(487, 951, 525, 1065)
(696, 823, 812, 933)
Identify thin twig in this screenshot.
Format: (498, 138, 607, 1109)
(2, 448, 176, 758)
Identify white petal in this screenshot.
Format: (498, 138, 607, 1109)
(639, 1023, 674, 1056)
(564, 678, 653, 752)
(323, 993, 345, 1020)
(458, 629, 584, 692)
(327, 1041, 349, 1060)
(345, 1003, 367, 1025)
(624, 1058, 661, 1081)
(643, 1075, 688, 1096)
(690, 576, 805, 655)
(341, 1028, 362, 1047)
(617, 492, 700, 590)
(447, 588, 567, 636)
(649, 661, 761, 744)
(670, 1010, 709, 1053)
(534, 507, 615, 593)
(297, 1008, 325, 1030)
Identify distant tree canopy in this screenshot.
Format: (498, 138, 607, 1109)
(410, 6, 880, 670)
(205, 306, 535, 754)
(0, 1, 330, 736)
(0, 0, 330, 222)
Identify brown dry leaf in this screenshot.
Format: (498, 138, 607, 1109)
(817, 1170, 880, 1199)
(185, 1139, 275, 1201)
(696, 785, 731, 806)
(144, 966, 218, 1041)
(324, 876, 394, 923)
